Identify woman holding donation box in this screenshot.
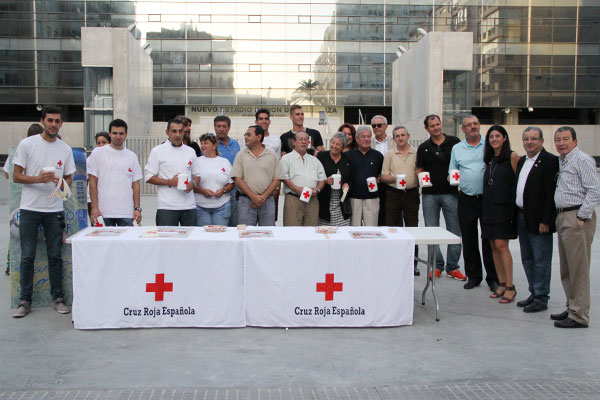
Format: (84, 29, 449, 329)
(193, 134, 234, 226)
(316, 132, 353, 226)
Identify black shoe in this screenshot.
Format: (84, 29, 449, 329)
(550, 310, 569, 321)
(554, 317, 588, 328)
(463, 279, 481, 290)
(517, 295, 535, 308)
(413, 266, 420, 277)
(488, 281, 499, 293)
(524, 301, 548, 313)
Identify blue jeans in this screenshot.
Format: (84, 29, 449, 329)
(19, 209, 65, 302)
(518, 211, 553, 304)
(103, 218, 133, 227)
(155, 209, 197, 226)
(237, 195, 275, 226)
(196, 202, 231, 226)
(422, 193, 462, 271)
(228, 187, 239, 227)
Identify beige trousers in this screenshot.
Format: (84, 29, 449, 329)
(556, 209, 596, 325)
(283, 193, 319, 226)
(350, 197, 379, 226)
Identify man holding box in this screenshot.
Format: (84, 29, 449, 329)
(380, 126, 420, 275)
(416, 114, 465, 281)
(145, 118, 200, 226)
(281, 131, 326, 226)
(448, 115, 498, 291)
(12, 106, 75, 317)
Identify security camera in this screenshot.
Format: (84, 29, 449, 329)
(417, 28, 428, 36)
(127, 23, 136, 32)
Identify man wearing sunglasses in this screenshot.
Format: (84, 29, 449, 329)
(370, 115, 395, 226)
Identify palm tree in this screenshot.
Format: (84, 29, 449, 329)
(291, 79, 325, 105)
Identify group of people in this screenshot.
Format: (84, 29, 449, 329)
(6, 105, 599, 330)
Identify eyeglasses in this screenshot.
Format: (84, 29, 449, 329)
(371, 123, 385, 128)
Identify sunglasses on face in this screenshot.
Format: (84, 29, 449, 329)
(371, 124, 384, 128)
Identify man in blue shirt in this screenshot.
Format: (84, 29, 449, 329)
(449, 115, 498, 291)
(215, 115, 241, 226)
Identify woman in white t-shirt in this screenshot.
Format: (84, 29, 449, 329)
(193, 133, 234, 226)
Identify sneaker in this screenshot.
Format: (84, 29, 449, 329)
(429, 269, 442, 279)
(447, 269, 467, 281)
(52, 298, 71, 314)
(13, 301, 31, 318)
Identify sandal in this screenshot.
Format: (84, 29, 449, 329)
(499, 286, 517, 304)
(489, 282, 506, 298)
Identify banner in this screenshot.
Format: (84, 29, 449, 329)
(71, 228, 245, 329)
(9, 147, 88, 308)
(244, 227, 414, 327)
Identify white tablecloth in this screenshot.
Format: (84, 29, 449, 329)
(71, 227, 245, 329)
(244, 227, 415, 327)
(71, 226, 414, 329)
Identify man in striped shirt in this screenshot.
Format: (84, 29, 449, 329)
(552, 126, 600, 328)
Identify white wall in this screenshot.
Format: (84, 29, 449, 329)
(81, 28, 153, 137)
(392, 32, 473, 140)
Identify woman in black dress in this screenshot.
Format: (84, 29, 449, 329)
(482, 125, 520, 303)
(317, 133, 353, 226)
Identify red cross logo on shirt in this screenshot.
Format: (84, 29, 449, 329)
(221, 168, 226, 172)
(57, 160, 62, 167)
(303, 190, 311, 199)
(128, 168, 132, 173)
(452, 172, 460, 180)
(399, 179, 406, 186)
(316, 273, 343, 301)
(368, 182, 376, 190)
(423, 175, 430, 183)
(188, 160, 192, 166)
(146, 273, 173, 301)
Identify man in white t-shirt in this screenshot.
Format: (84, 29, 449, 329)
(256, 108, 281, 158)
(88, 119, 143, 227)
(12, 106, 75, 318)
(145, 118, 201, 226)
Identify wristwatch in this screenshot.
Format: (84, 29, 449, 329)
(134, 207, 142, 212)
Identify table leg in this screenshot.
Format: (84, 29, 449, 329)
(431, 250, 440, 321)
(419, 248, 440, 321)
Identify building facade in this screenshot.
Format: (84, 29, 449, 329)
(0, 0, 599, 127)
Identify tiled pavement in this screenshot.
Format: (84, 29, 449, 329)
(2, 382, 600, 400)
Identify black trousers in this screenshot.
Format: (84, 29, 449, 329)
(457, 192, 498, 285)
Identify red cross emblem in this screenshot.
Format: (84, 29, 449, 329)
(184, 179, 189, 186)
(368, 182, 376, 190)
(188, 160, 192, 166)
(302, 190, 311, 199)
(316, 273, 343, 301)
(221, 168, 226, 172)
(146, 273, 173, 301)
(423, 175, 430, 183)
(452, 172, 460, 180)
(57, 160, 62, 167)
(338, 180, 342, 185)
(399, 179, 406, 186)
(128, 168, 132, 173)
